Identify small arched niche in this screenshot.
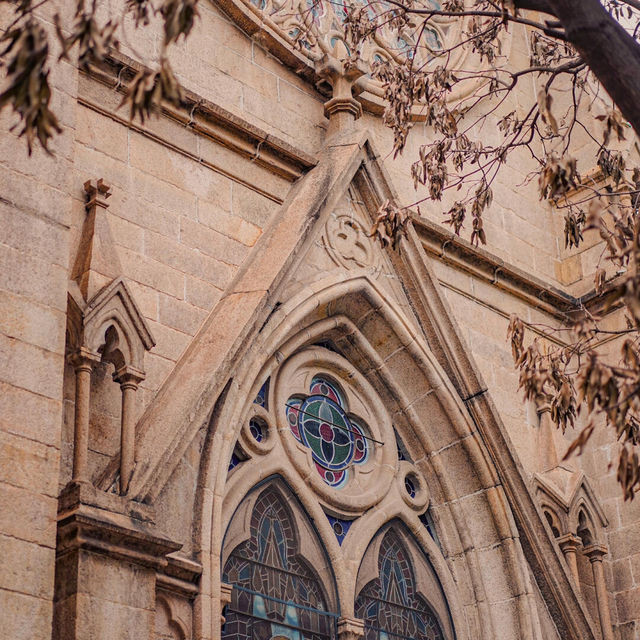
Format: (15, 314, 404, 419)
(543, 507, 562, 539)
(221, 480, 339, 639)
(355, 523, 454, 640)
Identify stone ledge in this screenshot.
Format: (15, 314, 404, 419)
(156, 554, 203, 598)
(81, 50, 317, 183)
(57, 483, 181, 570)
(413, 214, 625, 320)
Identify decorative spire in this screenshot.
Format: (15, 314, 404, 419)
(71, 178, 123, 301)
(316, 55, 367, 136)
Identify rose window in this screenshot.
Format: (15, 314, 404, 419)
(286, 376, 369, 488)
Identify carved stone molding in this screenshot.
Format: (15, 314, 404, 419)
(214, 0, 481, 112)
(219, 582, 234, 626)
(157, 555, 203, 598)
(56, 483, 179, 570)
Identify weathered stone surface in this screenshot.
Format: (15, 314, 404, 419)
(0, 6, 637, 640)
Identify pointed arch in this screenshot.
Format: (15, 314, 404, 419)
(355, 523, 453, 640)
(221, 479, 339, 640)
(195, 274, 532, 640)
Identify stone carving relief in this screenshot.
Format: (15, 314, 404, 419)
(323, 213, 381, 276)
(155, 593, 190, 640)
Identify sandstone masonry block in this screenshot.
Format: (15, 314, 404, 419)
(0, 381, 61, 447)
(0, 483, 57, 548)
(0, 589, 53, 640)
(0, 533, 55, 599)
(0, 431, 59, 498)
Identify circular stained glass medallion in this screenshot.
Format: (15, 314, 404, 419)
(404, 475, 416, 499)
(286, 376, 369, 488)
(249, 418, 265, 442)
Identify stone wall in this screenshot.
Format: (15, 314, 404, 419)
(1, 1, 639, 639)
(0, 2, 78, 636)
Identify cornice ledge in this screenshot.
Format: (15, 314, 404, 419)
(57, 482, 181, 570)
(81, 50, 317, 182)
(156, 554, 203, 597)
(412, 214, 624, 319)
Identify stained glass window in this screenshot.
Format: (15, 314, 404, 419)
(326, 514, 353, 546)
(254, 379, 270, 409)
(286, 376, 368, 488)
(222, 488, 338, 640)
(355, 531, 444, 640)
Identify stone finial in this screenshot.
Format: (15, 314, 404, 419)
(534, 393, 561, 472)
(72, 178, 123, 301)
(84, 178, 112, 209)
(316, 55, 368, 135)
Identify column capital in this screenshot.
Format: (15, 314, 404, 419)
(557, 533, 582, 553)
(113, 364, 146, 388)
(583, 543, 608, 562)
(337, 616, 365, 640)
(68, 347, 100, 371)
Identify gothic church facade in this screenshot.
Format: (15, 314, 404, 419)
(1, 2, 639, 640)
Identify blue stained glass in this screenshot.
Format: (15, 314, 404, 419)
(395, 431, 412, 463)
(249, 418, 265, 442)
(326, 514, 353, 545)
(228, 445, 247, 473)
(355, 531, 444, 640)
(254, 379, 269, 409)
(223, 489, 338, 640)
(228, 451, 242, 472)
(419, 511, 442, 553)
(404, 477, 416, 499)
(424, 28, 442, 51)
(286, 376, 369, 488)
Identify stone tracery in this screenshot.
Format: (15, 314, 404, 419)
(218, 0, 472, 110)
(285, 375, 369, 487)
(355, 530, 445, 640)
(219, 334, 455, 640)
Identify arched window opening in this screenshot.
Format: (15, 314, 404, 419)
(577, 509, 594, 547)
(544, 509, 561, 538)
(355, 530, 447, 640)
(222, 486, 338, 640)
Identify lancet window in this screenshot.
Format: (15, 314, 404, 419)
(222, 487, 337, 640)
(355, 531, 445, 640)
(222, 346, 453, 640)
